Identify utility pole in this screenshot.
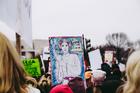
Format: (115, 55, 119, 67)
(82, 34, 90, 67)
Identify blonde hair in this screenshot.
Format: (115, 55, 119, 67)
(123, 50, 140, 93)
(0, 32, 28, 93)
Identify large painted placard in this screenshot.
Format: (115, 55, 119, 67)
(49, 36, 84, 85)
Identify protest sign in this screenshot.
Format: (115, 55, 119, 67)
(88, 49, 103, 70)
(22, 59, 41, 77)
(104, 51, 114, 66)
(104, 51, 113, 63)
(49, 36, 84, 85)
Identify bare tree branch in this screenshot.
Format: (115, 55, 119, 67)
(106, 32, 130, 48)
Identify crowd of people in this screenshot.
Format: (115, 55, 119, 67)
(1, 31, 140, 93)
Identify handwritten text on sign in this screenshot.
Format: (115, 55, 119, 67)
(22, 59, 41, 77)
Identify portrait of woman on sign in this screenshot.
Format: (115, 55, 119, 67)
(49, 37, 84, 85)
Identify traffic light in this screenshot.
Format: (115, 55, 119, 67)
(85, 39, 91, 51)
(83, 38, 91, 67)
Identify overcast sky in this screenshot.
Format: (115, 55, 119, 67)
(32, 0, 140, 46)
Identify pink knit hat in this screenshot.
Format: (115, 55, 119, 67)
(50, 84, 73, 93)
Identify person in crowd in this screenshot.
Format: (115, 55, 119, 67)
(101, 80, 123, 93)
(100, 63, 123, 93)
(92, 70, 106, 87)
(92, 70, 106, 93)
(117, 50, 140, 93)
(101, 63, 112, 80)
(26, 76, 39, 88)
(49, 84, 73, 93)
(86, 77, 94, 93)
(53, 39, 81, 84)
(111, 64, 122, 80)
(85, 68, 93, 93)
(38, 74, 51, 93)
(0, 32, 40, 93)
(85, 67, 92, 80)
(116, 85, 124, 93)
(68, 77, 86, 93)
